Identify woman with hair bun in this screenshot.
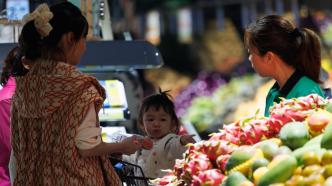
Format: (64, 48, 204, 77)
(12, 2, 141, 185)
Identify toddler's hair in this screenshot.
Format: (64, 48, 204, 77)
(138, 89, 180, 134)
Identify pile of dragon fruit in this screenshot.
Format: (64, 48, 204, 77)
(154, 94, 331, 185)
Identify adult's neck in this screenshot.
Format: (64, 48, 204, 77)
(274, 64, 295, 90)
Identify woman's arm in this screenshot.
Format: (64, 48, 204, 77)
(76, 102, 142, 157)
(79, 136, 142, 157)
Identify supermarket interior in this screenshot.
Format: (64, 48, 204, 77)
(2, 0, 332, 185)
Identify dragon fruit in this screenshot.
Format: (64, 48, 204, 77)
(155, 174, 178, 185)
(186, 140, 233, 161)
(191, 169, 225, 186)
(216, 154, 231, 171)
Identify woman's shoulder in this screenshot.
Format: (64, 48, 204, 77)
(299, 76, 320, 85)
(291, 76, 324, 96)
(54, 62, 104, 90)
(298, 76, 322, 90)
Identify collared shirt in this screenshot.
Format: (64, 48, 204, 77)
(265, 70, 324, 116)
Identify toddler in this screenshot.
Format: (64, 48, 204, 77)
(123, 90, 195, 178)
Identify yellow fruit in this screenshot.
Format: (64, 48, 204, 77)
(286, 175, 305, 186)
(239, 181, 255, 186)
(253, 167, 269, 184)
(321, 151, 332, 165)
(260, 141, 279, 160)
(270, 138, 282, 146)
(293, 166, 303, 175)
(323, 164, 332, 178)
(304, 174, 325, 185)
(302, 165, 322, 177)
(302, 151, 321, 166)
(230, 149, 264, 176)
(251, 158, 270, 172)
(268, 154, 290, 169)
(324, 176, 332, 186)
(269, 183, 285, 186)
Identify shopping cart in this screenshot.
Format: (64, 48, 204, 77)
(109, 156, 151, 186)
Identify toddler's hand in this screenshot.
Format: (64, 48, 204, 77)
(120, 135, 142, 155)
(180, 134, 196, 146)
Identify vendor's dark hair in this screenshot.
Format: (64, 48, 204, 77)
(138, 89, 180, 134)
(19, 2, 88, 61)
(244, 15, 321, 83)
(1, 46, 27, 86)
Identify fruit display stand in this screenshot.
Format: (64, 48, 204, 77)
(153, 94, 332, 185)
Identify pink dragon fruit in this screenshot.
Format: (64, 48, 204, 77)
(191, 169, 225, 186)
(216, 154, 231, 171)
(155, 174, 177, 185)
(186, 140, 233, 161)
(179, 153, 213, 183)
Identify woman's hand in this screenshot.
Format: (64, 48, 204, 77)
(180, 134, 196, 146)
(119, 135, 143, 155)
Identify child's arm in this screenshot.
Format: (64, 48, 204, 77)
(164, 135, 195, 160)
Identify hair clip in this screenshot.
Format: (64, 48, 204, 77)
(22, 3, 53, 38)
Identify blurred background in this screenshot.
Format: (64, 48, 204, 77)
(1, 0, 332, 139)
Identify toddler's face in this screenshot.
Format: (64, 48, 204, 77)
(142, 106, 173, 139)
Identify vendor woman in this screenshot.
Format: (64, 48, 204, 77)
(244, 15, 325, 117)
